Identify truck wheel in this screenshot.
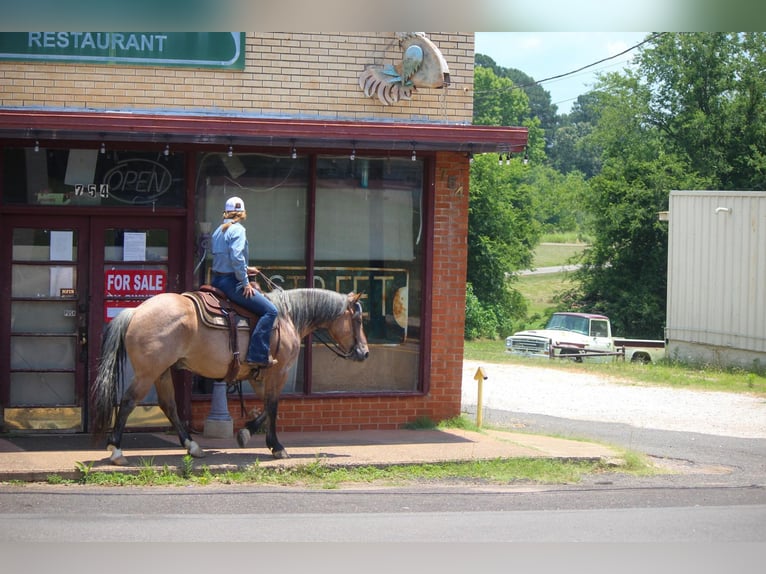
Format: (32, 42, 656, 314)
(631, 353, 651, 364)
(560, 349, 583, 363)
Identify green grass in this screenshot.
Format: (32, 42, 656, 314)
(532, 242, 586, 268)
(511, 242, 586, 327)
(514, 272, 573, 324)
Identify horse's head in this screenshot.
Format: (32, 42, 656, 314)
(325, 292, 369, 362)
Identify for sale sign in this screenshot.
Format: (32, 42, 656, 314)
(105, 269, 166, 297)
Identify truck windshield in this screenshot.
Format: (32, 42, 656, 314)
(546, 314, 589, 335)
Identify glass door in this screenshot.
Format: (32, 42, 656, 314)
(1, 215, 185, 432)
(3, 218, 89, 431)
(89, 218, 184, 430)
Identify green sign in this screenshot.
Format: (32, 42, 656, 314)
(0, 32, 245, 69)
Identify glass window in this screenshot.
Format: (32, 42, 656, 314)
(191, 152, 424, 396)
(2, 147, 185, 207)
(10, 227, 79, 407)
(314, 156, 423, 393)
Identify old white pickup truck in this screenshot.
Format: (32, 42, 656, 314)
(505, 312, 665, 363)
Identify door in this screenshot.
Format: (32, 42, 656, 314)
(1, 215, 183, 432)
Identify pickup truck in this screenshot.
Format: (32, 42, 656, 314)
(505, 312, 665, 363)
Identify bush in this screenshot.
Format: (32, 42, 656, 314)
(464, 283, 499, 340)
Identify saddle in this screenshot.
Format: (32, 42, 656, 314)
(182, 285, 261, 382)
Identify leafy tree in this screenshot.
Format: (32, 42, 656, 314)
(475, 54, 559, 146)
(549, 92, 605, 177)
(466, 153, 539, 338)
(562, 33, 765, 338)
(635, 32, 766, 189)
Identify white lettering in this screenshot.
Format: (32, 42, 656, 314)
(27, 33, 170, 55)
(125, 34, 140, 51)
(80, 32, 95, 50)
(112, 33, 125, 51)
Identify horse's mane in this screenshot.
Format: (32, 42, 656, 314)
(267, 288, 348, 332)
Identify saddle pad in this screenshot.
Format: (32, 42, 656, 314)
(183, 290, 250, 330)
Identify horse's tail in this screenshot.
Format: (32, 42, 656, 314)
(91, 308, 134, 438)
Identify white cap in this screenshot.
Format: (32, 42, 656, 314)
(224, 196, 245, 212)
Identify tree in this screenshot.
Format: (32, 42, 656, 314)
(475, 54, 559, 146)
(635, 32, 766, 190)
(563, 33, 756, 338)
(466, 153, 539, 338)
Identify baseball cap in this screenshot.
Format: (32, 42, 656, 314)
(224, 196, 245, 212)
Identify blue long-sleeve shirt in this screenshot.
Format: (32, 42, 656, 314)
(211, 220, 249, 288)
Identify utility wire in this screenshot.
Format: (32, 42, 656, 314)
(475, 32, 667, 97)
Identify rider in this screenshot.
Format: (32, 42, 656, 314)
(210, 196, 278, 369)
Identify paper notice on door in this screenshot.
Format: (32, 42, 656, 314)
(50, 230, 73, 261)
(123, 232, 146, 261)
(50, 266, 74, 297)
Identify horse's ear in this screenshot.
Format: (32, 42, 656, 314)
(348, 292, 363, 305)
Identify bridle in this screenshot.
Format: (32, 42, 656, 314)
(314, 300, 365, 359)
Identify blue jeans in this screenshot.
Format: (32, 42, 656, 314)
(211, 273, 278, 364)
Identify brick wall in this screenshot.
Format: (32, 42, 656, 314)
(0, 33, 474, 124)
(189, 151, 470, 433)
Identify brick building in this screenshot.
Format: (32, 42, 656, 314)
(0, 33, 527, 434)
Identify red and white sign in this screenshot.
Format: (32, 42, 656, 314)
(104, 269, 167, 297)
(104, 300, 142, 323)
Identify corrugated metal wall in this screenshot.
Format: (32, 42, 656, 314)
(667, 191, 766, 357)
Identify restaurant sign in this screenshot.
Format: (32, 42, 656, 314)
(0, 32, 244, 69)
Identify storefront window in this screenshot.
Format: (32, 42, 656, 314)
(191, 152, 423, 396)
(2, 146, 185, 208)
(313, 156, 422, 393)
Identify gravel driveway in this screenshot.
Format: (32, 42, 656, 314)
(461, 360, 766, 439)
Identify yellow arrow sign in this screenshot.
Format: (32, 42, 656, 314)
(473, 366, 487, 427)
(474, 366, 487, 381)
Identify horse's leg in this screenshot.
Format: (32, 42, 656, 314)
(236, 408, 268, 448)
(106, 387, 138, 466)
(155, 369, 204, 458)
(263, 394, 287, 459)
(237, 381, 288, 458)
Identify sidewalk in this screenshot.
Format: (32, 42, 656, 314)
(0, 428, 620, 482)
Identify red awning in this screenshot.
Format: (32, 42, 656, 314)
(0, 109, 528, 155)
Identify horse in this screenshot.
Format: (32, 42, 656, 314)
(91, 288, 369, 465)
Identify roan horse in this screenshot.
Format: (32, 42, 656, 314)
(91, 288, 369, 465)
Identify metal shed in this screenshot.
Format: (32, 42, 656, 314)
(666, 190, 766, 369)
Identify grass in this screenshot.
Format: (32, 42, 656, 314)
(47, 443, 642, 490)
(512, 241, 586, 326)
(532, 242, 587, 268)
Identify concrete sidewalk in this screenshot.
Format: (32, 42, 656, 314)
(0, 428, 620, 482)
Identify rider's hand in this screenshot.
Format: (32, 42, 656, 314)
(242, 282, 256, 297)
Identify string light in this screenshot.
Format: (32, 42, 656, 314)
(411, 142, 416, 161)
(163, 144, 170, 157)
(34, 140, 39, 152)
(100, 142, 106, 154)
(523, 146, 529, 166)
(227, 145, 233, 158)
(291, 139, 297, 159)
(350, 143, 356, 161)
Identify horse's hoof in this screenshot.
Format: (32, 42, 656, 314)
(236, 429, 251, 448)
(107, 445, 128, 466)
(184, 439, 205, 458)
(272, 449, 289, 460)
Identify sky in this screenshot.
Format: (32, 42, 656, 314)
(474, 32, 649, 114)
